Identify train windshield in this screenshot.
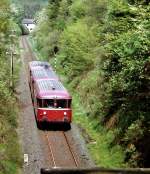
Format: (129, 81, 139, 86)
(56, 100, 67, 108)
(42, 99, 71, 108)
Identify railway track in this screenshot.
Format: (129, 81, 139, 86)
(44, 131, 78, 168)
(22, 36, 35, 61)
(63, 131, 78, 167)
(21, 36, 80, 169)
(41, 130, 79, 168)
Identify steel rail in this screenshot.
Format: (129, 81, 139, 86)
(22, 36, 35, 61)
(45, 131, 57, 168)
(21, 37, 26, 50)
(22, 37, 27, 52)
(62, 132, 78, 167)
(22, 37, 29, 53)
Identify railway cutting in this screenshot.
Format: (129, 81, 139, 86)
(17, 36, 94, 174)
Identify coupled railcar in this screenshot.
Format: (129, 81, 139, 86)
(29, 61, 50, 68)
(29, 66, 59, 84)
(29, 61, 58, 82)
(32, 79, 72, 127)
(29, 61, 59, 97)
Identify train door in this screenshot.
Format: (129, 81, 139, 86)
(33, 89, 38, 116)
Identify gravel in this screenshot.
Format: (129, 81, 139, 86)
(16, 37, 46, 174)
(66, 124, 95, 167)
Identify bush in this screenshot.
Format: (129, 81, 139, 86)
(0, 0, 22, 173)
(33, 0, 150, 167)
(58, 20, 98, 81)
(20, 24, 29, 35)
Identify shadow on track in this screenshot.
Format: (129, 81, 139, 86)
(37, 122, 71, 131)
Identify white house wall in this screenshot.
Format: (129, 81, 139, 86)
(24, 24, 36, 32)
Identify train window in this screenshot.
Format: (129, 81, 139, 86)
(57, 100, 67, 108)
(37, 99, 42, 107)
(47, 100, 54, 108)
(68, 99, 72, 108)
(42, 99, 69, 108)
(42, 99, 54, 108)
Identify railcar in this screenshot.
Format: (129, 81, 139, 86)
(29, 61, 59, 94)
(29, 60, 51, 81)
(32, 79, 72, 127)
(29, 66, 58, 84)
(29, 61, 50, 68)
(29, 67, 59, 101)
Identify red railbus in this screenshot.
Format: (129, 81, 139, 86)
(31, 79, 72, 127)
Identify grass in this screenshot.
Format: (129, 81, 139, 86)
(0, 161, 17, 174)
(0, 99, 22, 174)
(28, 36, 41, 60)
(72, 93, 126, 168)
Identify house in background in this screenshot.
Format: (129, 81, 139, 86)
(22, 19, 36, 32)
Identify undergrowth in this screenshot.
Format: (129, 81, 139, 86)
(0, 1, 22, 173)
(72, 93, 126, 168)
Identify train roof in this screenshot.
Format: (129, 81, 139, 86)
(31, 67, 58, 81)
(35, 79, 71, 99)
(29, 61, 50, 69)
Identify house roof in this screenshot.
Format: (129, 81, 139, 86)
(22, 18, 35, 24)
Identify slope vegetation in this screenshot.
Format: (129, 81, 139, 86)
(32, 0, 150, 167)
(0, 1, 21, 174)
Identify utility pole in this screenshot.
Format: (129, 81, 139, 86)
(10, 44, 14, 91)
(9, 30, 16, 92)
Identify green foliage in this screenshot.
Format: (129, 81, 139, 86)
(56, 0, 70, 30)
(84, 0, 108, 24)
(58, 20, 97, 81)
(47, 0, 60, 28)
(0, 1, 22, 173)
(11, 0, 48, 19)
(20, 24, 29, 35)
(33, 0, 150, 167)
(76, 70, 101, 117)
(71, 92, 126, 168)
(33, 7, 60, 59)
(69, 0, 87, 21)
(97, 1, 150, 167)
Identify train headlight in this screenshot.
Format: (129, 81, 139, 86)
(43, 111, 47, 115)
(64, 112, 67, 116)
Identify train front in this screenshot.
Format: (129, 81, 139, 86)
(35, 80, 72, 126)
